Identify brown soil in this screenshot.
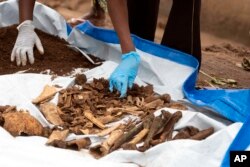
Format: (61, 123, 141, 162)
(0, 25, 102, 76)
(155, 1, 250, 89)
(198, 43, 250, 89)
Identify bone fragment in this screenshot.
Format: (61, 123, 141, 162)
(144, 99, 164, 109)
(90, 130, 123, 157)
(40, 102, 64, 126)
(96, 124, 121, 137)
(32, 85, 57, 104)
(189, 127, 214, 140)
(84, 110, 105, 129)
(109, 115, 153, 153)
(66, 138, 91, 150)
(46, 129, 69, 145)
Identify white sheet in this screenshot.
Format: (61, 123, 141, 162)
(67, 29, 194, 100)
(0, 1, 239, 167)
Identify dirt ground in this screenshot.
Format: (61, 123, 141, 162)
(1, 0, 249, 88)
(0, 25, 101, 76)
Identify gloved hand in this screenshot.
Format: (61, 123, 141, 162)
(11, 20, 44, 66)
(109, 51, 141, 97)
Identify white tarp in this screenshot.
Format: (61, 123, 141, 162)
(67, 29, 195, 100)
(0, 1, 241, 167)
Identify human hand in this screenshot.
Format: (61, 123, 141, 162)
(11, 20, 44, 66)
(109, 51, 141, 97)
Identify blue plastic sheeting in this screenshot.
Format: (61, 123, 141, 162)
(67, 21, 250, 123)
(183, 71, 250, 123)
(73, 22, 199, 68)
(221, 113, 250, 167)
(67, 23, 72, 36)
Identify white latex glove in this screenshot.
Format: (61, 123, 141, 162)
(11, 20, 44, 66)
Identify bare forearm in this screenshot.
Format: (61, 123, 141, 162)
(107, 0, 135, 54)
(19, 0, 36, 23)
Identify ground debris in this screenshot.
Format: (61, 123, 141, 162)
(241, 57, 250, 71)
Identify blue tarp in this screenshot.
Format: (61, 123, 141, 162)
(67, 22, 250, 166)
(221, 113, 250, 166)
(68, 21, 250, 123)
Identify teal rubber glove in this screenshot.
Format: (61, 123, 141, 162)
(109, 51, 141, 97)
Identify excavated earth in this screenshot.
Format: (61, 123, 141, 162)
(0, 25, 102, 76)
